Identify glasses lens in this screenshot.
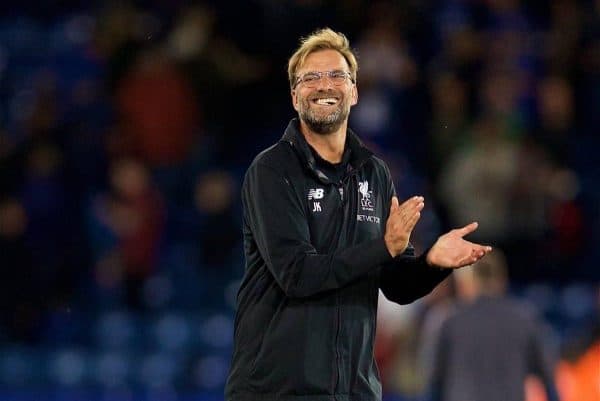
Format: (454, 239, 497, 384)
(299, 71, 349, 88)
(302, 73, 320, 88)
(329, 72, 347, 85)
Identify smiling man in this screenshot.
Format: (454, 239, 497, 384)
(225, 28, 492, 401)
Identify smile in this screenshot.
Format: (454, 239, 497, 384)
(312, 98, 339, 106)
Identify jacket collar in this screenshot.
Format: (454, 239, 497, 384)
(280, 118, 374, 184)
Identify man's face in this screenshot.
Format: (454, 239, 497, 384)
(291, 49, 358, 135)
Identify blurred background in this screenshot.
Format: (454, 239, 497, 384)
(0, 1, 598, 400)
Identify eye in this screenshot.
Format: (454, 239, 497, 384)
(302, 73, 320, 83)
(330, 71, 347, 79)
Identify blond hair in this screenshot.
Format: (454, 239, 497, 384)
(455, 250, 508, 297)
(287, 28, 358, 88)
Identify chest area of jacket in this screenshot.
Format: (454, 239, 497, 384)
(302, 173, 384, 249)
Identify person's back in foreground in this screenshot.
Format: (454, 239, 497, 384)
(429, 251, 560, 401)
(225, 28, 492, 401)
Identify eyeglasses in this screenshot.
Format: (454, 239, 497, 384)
(294, 70, 354, 88)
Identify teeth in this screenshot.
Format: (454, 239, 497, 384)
(315, 98, 337, 105)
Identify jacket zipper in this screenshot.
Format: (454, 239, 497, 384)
(332, 181, 344, 398)
(331, 174, 355, 398)
(333, 292, 341, 399)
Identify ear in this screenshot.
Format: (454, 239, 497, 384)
(350, 83, 358, 106)
(291, 89, 300, 112)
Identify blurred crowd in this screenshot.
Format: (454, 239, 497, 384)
(0, 1, 598, 400)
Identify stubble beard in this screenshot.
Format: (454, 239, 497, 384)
(298, 93, 351, 135)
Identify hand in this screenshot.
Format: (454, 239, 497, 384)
(384, 196, 424, 257)
(426, 222, 492, 268)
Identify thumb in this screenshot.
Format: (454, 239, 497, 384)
(391, 196, 399, 211)
(457, 222, 478, 237)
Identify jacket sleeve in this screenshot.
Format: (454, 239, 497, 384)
(378, 248, 451, 304)
(243, 161, 393, 299)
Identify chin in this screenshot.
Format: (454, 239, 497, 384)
(304, 116, 343, 135)
(302, 110, 348, 135)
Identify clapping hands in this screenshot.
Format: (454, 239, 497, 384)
(384, 195, 492, 267)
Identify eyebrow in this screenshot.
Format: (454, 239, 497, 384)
(299, 69, 347, 75)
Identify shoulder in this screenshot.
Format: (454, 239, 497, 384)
(370, 155, 391, 172)
(363, 154, 392, 178)
(502, 296, 541, 322)
(243, 142, 301, 190)
(365, 155, 394, 193)
(251, 142, 288, 168)
(246, 142, 297, 175)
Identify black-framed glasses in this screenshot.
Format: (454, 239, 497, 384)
(294, 70, 354, 88)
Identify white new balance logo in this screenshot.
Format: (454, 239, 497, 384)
(307, 188, 324, 200)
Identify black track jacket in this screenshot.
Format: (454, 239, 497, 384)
(226, 119, 450, 401)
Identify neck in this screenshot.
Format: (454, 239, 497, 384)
(299, 119, 347, 163)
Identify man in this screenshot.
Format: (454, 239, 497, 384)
(428, 251, 560, 401)
(225, 28, 492, 401)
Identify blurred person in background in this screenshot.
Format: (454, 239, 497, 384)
(87, 157, 165, 310)
(534, 76, 576, 165)
(427, 250, 560, 401)
(351, 2, 419, 155)
(108, 157, 164, 309)
(438, 113, 519, 243)
(0, 198, 39, 341)
(193, 170, 239, 271)
(225, 28, 492, 401)
(426, 72, 470, 180)
(556, 304, 600, 401)
(414, 279, 457, 395)
(116, 45, 199, 168)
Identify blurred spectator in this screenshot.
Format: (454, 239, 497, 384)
(111, 157, 164, 308)
(416, 279, 457, 394)
(352, 2, 422, 164)
(428, 250, 560, 401)
(556, 322, 600, 401)
(534, 76, 575, 164)
(116, 46, 200, 167)
(426, 72, 470, 179)
(438, 114, 519, 242)
(428, 0, 482, 79)
(19, 142, 79, 301)
(0, 198, 39, 341)
(166, 3, 267, 162)
(88, 157, 165, 309)
(374, 293, 419, 395)
(375, 278, 457, 397)
(483, 0, 536, 73)
(544, 1, 583, 76)
(479, 68, 525, 131)
(193, 170, 239, 270)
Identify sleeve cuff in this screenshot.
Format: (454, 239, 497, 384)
(368, 238, 395, 265)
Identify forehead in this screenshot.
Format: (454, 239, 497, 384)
(298, 49, 350, 73)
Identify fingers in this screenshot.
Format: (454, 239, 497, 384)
(477, 245, 489, 252)
(461, 244, 494, 266)
(463, 240, 492, 250)
(391, 196, 399, 212)
(397, 196, 424, 211)
(406, 206, 422, 230)
(391, 195, 423, 216)
(456, 222, 479, 237)
(396, 196, 424, 226)
(456, 250, 484, 267)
